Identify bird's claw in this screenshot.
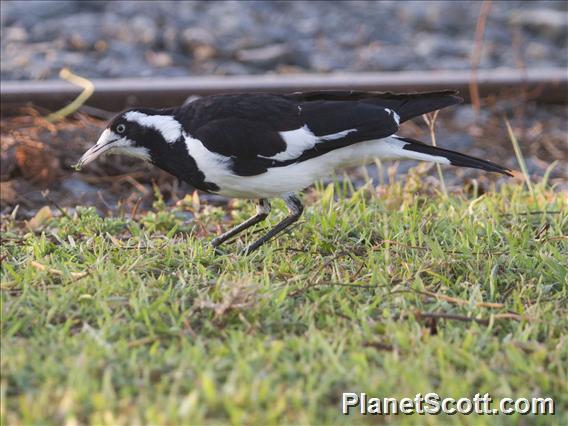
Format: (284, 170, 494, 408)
(211, 243, 228, 256)
(240, 243, 261, 256)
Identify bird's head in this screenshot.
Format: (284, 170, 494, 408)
(75, 108, 181, 169)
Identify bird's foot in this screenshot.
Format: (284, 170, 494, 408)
(240, 241, 263, 256)
(211, 236, 223, 248)
(211, 242, 229, 256)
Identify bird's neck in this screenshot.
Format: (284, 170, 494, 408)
(148, 136, 218, 193)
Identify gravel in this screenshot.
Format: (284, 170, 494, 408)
(1, 0, 567, 80)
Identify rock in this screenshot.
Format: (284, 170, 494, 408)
(61, 178, 98, 198)
(236, 44, 295, 68)
(129, 15, 158, 45)
(511, 9, 568, 39)
(414, 34, 470, 58)
(2, 1, 77, 25)
(0, 181, 18, 205)
(1, 1, 567, 80)
(15, 139, 60, 185)
(213, 61, 251, 76)
(511, 8, 568, 30)
(453, 105, 491, 127)
(524, 156, 549, 176)
(437, 132, 475, 152)
(145, 51, 173, 68)
(0, 137, 17, 181)
(3, 26, 28, 43)
(193, 45, 216, 62)
(358, 45, 414, 71)
(180, 28, 215, 51)
(525, 41, 552, 61)
(160, 27, 179, 53)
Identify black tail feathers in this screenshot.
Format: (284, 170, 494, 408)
(396, 136, 513, 176)
(392, 91, 463, 123)
(284, 90, 462, 123)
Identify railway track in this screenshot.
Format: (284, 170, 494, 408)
(1, 68, 566, 114)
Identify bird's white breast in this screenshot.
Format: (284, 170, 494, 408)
(185, 134, 422, 199)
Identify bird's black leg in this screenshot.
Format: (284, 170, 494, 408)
(211, 199, 271, 248)
(243, 194, 303, 255)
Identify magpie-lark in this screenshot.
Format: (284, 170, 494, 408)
(77, 90, 512, 254)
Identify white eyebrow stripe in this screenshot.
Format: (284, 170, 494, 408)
(124, 111, 182, 143)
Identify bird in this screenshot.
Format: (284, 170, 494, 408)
(76, 90, 512, 254)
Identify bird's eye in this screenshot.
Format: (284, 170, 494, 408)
(116, 124, 126, 134)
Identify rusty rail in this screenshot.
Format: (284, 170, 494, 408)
(1, 68, 566, 113)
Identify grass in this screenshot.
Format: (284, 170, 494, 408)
(1, 171, 566, 425)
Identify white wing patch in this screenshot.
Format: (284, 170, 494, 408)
(259, 126, 358, 162)
(319, 128, 357, 141)
(259, 125, 318, 161)
(384, 108, 400, 125)
(124, 111, 182, 143)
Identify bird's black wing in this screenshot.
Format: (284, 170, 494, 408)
(190, 117, 290, 176)
(179, 93, 302, 132)
(176, 92, 457, 176)
(283, 90, 463, 123)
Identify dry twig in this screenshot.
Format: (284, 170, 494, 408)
(415, 310, 521, 326)
(470, 0, 493, 116)
(30, 260, 88, 279)
(416, 289, 505, 309)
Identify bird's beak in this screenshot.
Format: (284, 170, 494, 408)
(75, 129, 119, 170)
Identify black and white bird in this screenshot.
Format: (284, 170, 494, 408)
(77, 90, 512, 254)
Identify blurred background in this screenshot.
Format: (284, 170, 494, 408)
(1, 0, 567, 216)
(1, 0, 566, 78)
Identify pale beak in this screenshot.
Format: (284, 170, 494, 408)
(75, 129, 118, 170)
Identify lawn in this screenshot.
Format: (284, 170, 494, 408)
(1, 169, 566, 425)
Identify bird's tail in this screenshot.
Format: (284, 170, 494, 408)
(393, 136, 513, 176)
(387, 90, 463, 123)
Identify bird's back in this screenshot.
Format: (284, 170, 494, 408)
(282, 90, 462, 123)
(176, 90, 462, 168)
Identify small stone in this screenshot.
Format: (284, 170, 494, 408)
(69, 33, 89, 51)
(179, 28, 215, 54)
(4, 26, 28, 42)
(511, 9, 568, 38)
(94, 40, 107, 53)
(62, 178, 98, 198)
(193, 45, 216, 62)
(236, 44, 293, 67)
(453, 105, 490, 127)
(130, 15, 158, 45)
(145, 51, 173, 68)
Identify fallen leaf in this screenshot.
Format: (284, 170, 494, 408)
(0, 181, 17, 204)
(26, 206, 52, 231)
(30, 260, 88, 279)
(192, 190, 200, 212)
(15, 139, 61, 185)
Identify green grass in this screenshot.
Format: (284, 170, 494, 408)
(1, 172, 566, 425)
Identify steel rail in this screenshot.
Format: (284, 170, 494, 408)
(1, 68, 566, 112)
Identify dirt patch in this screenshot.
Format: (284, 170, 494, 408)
(0, 108, 190, 218)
